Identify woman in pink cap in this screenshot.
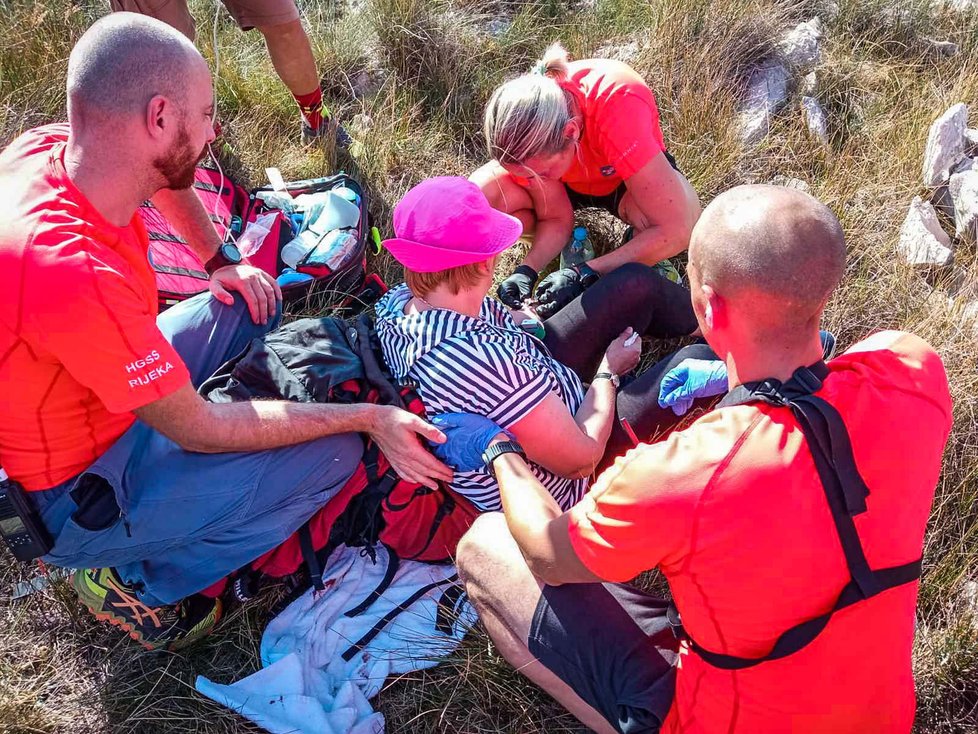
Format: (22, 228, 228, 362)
(375, 177, 715, 512)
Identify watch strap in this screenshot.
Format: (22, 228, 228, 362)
(593, 371, 620, 388)
(482, 440, 527, 477)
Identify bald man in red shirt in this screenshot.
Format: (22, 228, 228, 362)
(440, 185, 952, 733)
(0, 14, 449, 651)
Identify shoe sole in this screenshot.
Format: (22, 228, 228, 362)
(73, 572, 221, 652)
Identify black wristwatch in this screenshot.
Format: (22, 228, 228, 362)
(593, 371, 620, 389)
(572, 263, 601, 288)
(482, 440, 527, 478)
(204, 241, 243, 275)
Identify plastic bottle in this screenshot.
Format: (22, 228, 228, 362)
(559, 226, 595, 269)
(281, 230, 318, 268)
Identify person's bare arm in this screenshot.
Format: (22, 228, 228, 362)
(521, 176, 575, 272)
(507, 329, 640, 479)
(151, 187, 223, 263)
(508, 382, 616, 479)
(588, 152, 701, 274)
(134, 382, 453, 488)
(150, 187, 281, 323)
(491, 448, 600, 586)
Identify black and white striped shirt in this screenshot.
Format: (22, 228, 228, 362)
(375, 284, 587, 512)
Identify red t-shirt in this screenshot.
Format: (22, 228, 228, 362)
(568, 331, 952, 733)
(558, 59, 666, 196)
(0, 124, 189, 491)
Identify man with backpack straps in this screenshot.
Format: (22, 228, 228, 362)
(0, 14, 451, 651)
(437, 185, 952, 733)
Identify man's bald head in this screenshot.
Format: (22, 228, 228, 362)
(689, 184, 846, 335)
(67, 12, 208, 125)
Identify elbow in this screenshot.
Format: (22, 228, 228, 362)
(528, 560, 567, 587)
(172, 433, 220, 454)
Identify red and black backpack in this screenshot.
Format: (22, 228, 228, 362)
(139, 163, 384, 313)
(197, 315, 479, 602)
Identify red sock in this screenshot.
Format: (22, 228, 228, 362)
(294, 87, 325, 131)
(198, 577, 227, 598)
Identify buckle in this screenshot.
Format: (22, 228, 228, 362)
(666, 603, 687, 640)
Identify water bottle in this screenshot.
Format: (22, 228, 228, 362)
(560, 226, 595, 269)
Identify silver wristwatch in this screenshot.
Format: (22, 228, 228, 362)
(593, 371, 620, 389)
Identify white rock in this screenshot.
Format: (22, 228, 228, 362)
(819, 1, 840, 22)
(953, 157, 976, 174)
(484, 18, 512, 38)
(801, 71, 818, 96)
(770, 175, 811, 193)
(922, 103, 970, 187)
(950, 168, 978, 242)
(965, 129, 978, 155)
(924, 38, 959, 56)
(802, 96, 829, 145)
(779, 18, 823, 72)
(898, 196, 954, 266)
(595, 39, 642, 64)
(739, 60, 792, 145)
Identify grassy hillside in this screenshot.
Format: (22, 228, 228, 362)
(1, 0, 976, 731)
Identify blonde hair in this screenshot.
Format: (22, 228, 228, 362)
(484, 42, 574, 166)
(405, 261, 488, 299)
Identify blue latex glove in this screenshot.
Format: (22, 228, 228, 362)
(658, 359, 728, 416)
(428, 413, 509, 472)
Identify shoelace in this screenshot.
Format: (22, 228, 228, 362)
(104, 573, 164, 629)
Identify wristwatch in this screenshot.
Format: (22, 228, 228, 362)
(593, 371, 620, 389)
(482, 440, 527, 478)
(204, 241, 243, 275)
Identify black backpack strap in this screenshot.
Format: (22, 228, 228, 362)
(675, 558, 921, 670)
(677, 361, 922, 669)
(298, 521, 324, 593)
(345, 547, 401, 618)
(340, 573, 460, 662)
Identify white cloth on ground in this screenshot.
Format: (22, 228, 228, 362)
(195, 544, 476, 734)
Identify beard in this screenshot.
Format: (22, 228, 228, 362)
(153, 123, 209, 190)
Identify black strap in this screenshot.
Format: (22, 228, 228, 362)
(341, 574, 459, 662)
(345, 548, 401, 618)
(298, 521, 324, 592)
(676, 361, 923, 669)
(678, 560, 921, 670)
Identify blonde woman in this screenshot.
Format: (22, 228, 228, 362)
(471, 43, 701, 318)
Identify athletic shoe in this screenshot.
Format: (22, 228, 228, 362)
(302, 119, 353, 149)
(73, 567, 222, 651)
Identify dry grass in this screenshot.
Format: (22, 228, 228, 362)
(2, 0, 978, 731)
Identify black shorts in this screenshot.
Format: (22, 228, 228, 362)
(527, 582, 679, 734)
(565, 151, 680, 217)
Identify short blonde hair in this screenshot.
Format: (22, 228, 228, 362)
(405, 261, 487, 298)
(484, 42, 573, 166)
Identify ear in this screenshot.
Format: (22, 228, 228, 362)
(561, 118, 580, 143)
(702, 283, 722, 331)
(145, 95, 169, 141)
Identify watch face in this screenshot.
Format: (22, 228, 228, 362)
(220, 242, 242, 264)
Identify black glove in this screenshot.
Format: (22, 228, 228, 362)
(497, 264, 539, 308)
(534, 263, 600, 318)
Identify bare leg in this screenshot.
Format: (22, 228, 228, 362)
(110, 0, 196, 40)
(257, 18, 320, 96)
(456, 513, 618, 734)
(470, 161, 537, 236)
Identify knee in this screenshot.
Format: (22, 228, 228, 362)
(456, 512, 512, 588)
(257, 18, 305, 42)
(605, 262, 660, 299)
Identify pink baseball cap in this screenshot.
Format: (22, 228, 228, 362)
(383, 177, 523, 272)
